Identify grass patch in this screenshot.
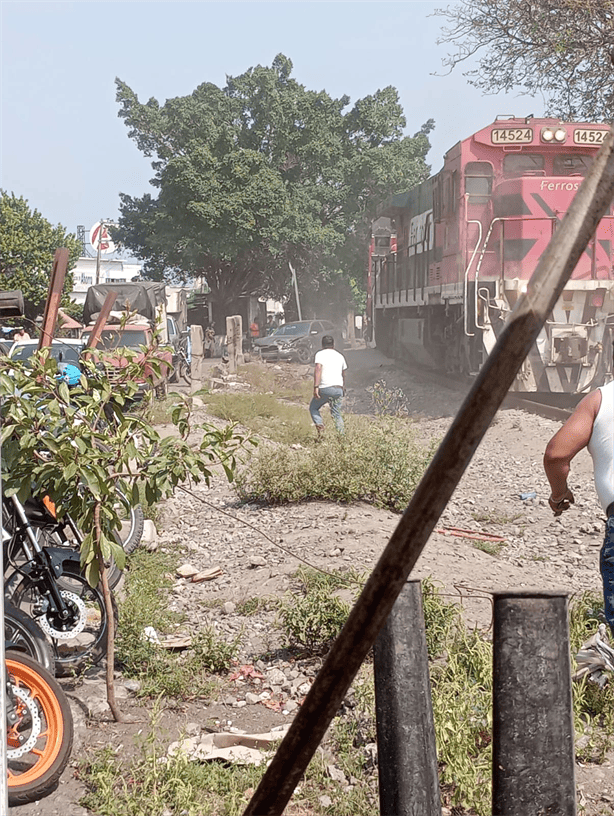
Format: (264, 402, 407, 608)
(82, 582, 614, 816)
(472, 539, 505, 556)
(237, 414, 436, 513)
(116, 548, 240, 699)
(238, 362, 313, 404)
(79, 710, 266, 816)
(200, 391, 314, 445)
(235, 597, 275, 616)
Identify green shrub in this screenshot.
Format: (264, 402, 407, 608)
(279, 567, 352, 653)
(237, 415, 436, 512)
(116, 548, 238, 698)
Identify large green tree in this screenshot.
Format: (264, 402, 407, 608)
(115, 54, 433, 316)
(0, 191, 81, 321)
(434, 0, 614, 121)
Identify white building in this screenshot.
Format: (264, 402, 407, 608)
(70, 257, 143, 305)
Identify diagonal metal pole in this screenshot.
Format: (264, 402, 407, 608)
(243, 129, 614, 816)
(38, 248, 70, 349)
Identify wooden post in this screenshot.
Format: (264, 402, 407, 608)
(492, 591, 575, 815)
(83, 291, 117, 350)
(374, 580, 440, 815)
(38, 248, 70, 348)
(243, 130, 614, 816)
(190, 325, 204, 393)
(346, 310, 356, 348)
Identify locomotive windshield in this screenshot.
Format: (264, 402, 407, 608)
(553, 154, 593, 176)
(503, 154, 545, 176)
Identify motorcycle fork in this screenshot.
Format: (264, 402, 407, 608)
(6, 496, 72, 623)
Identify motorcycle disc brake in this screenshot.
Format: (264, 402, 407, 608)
(37, 590, 86, 640)
(7, 686, 42, 758)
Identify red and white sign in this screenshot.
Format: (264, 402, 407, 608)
(89, 221, 115, 254)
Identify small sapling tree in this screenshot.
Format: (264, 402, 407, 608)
(0, 343, 251, 720)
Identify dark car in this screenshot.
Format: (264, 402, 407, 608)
(254, 320, 344, 363)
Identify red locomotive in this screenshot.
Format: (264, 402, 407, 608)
(370, 116, 614, 396)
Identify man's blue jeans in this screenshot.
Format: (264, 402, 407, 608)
(600, 515, 614, 634)
(309, 386, 344, 432)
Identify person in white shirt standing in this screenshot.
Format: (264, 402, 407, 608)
(309, 335, 347, 436)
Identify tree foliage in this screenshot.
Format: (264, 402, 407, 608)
(0, 191, 81, 321)
(115, 54, 433, 316)
(434, 0, 614, 121)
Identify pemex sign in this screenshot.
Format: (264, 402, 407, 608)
(89, 221, 116, 255)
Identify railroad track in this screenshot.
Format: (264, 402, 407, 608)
(375, 353, 577, 424)
(502, 394, 573, 423)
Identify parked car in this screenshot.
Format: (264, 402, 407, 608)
(254, 320, 344, 363)
(9, 339, 83, 366)
(7, 338, 84, 383)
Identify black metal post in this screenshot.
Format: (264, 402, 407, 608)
(374, 580, 441, 816)
(492, 591, 575, 816)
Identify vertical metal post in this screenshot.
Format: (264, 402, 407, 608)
(492, 591, 575, 816)
(373, 580, 441, 816)
(289, 262, 302, 321)
(190, 324, 204, 393)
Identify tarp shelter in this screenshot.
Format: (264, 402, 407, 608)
(83, 282, 166, 326)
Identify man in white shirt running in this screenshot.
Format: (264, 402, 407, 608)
(544, 381, 614, 635)
(309, 335, 347, 436)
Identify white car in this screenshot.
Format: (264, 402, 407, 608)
(9, 339, 83, 367)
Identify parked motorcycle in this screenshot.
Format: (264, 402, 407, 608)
(4, 601, 53, 675)
(6, 651, 73, 805)
(3, 493, 116, 677)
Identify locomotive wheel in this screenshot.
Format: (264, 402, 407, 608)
(6, 652, 74, 805)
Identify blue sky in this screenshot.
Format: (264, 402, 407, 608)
(1, 1, 542, 252)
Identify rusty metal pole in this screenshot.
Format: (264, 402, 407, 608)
(492, 591, 575, 816)
(38, 248, 70, 348)
(83, 291, 117, 351)
(243, 130, 614, 816)
(373, 580, 440, 816)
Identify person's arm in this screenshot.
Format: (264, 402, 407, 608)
(313, 362, 322, 398)
(543, 390, 600, 515)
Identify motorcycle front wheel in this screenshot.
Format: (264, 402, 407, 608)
(4, 603, 54, 676)
(10, 561, 117, 677)
(6, 652, 74, 805)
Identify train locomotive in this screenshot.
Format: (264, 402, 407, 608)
(369, 116, 614, 397)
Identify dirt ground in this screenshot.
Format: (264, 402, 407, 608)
(9, 345, 614, 816)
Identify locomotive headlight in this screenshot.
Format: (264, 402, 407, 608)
(554, 128, 567, 142)
(541, 128, 555, 142)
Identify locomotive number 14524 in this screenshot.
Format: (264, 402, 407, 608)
(491, 128, 533, 144)
(573, 129, 607, 144)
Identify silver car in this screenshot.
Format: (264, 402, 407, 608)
(255, 320, 344, 363)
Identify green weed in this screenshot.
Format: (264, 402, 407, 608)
(79, 709, 265, 816)
(278, 567, 353, 654)
(472, 539, 505, 556)
(116, 548, 238, 699)
(237, 414, 435, 513)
